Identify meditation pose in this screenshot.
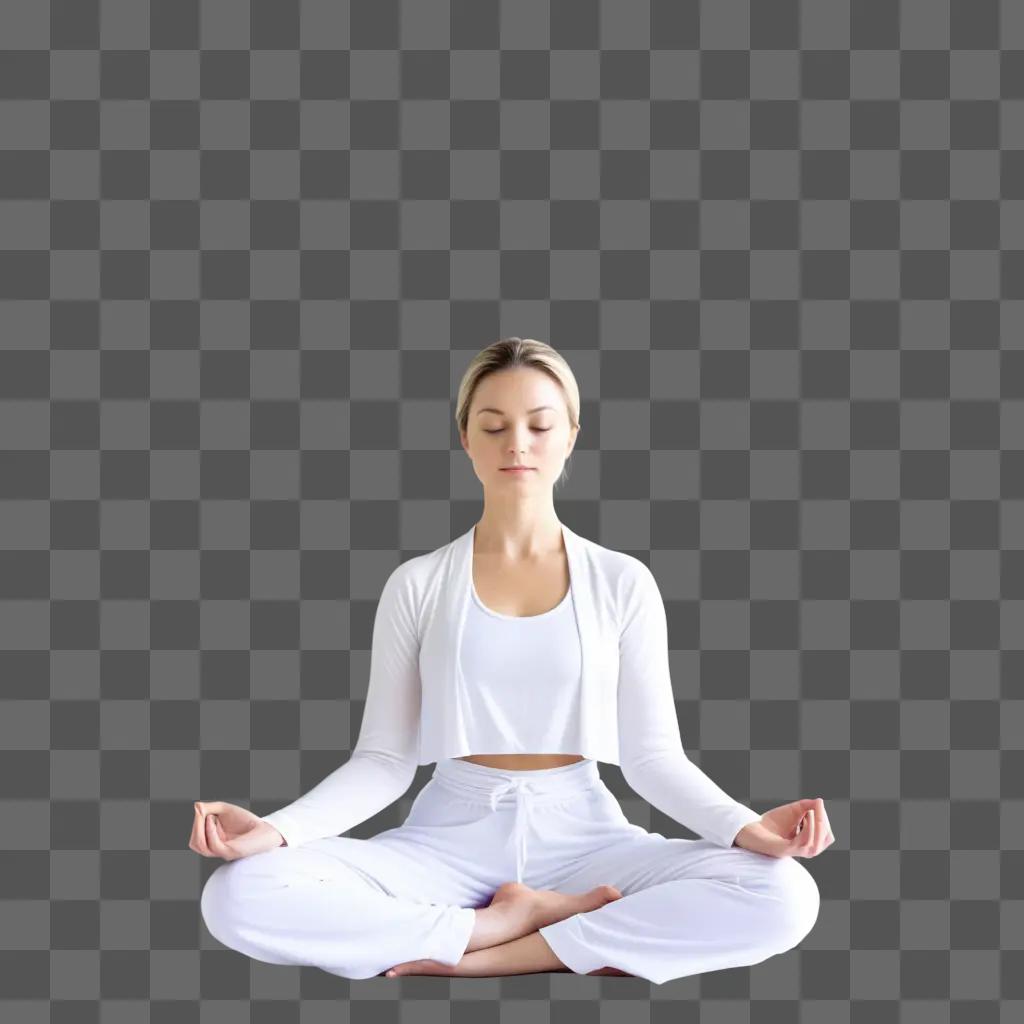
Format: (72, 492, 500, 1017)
(192, 337, 830, 984)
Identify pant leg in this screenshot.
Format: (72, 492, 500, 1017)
(200, 836, 479, 980)
(534, 803, 821, 985)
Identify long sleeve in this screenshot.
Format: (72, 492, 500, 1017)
(259, 561, 422, 850)
(616, 560, 762, 849)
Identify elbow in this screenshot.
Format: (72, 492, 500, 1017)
(620, 741, 685, 779)
(352, 746, 418, 790)
(618, 752, 654, 794)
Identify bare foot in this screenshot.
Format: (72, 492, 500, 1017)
(385, 882, 625, 978)
(383, 927, 635, 980)
(495, 880, 622, 932)
(462, 880, 622, 954)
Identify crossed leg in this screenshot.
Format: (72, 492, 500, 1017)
(202, 781, 819, 985)
(387, 831, 821, 985)
(536, 830, 822, 985)
(200, 830, 629, 981)
(199, 836, 481, 979)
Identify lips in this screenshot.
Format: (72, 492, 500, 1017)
(501, 467, 534, 471)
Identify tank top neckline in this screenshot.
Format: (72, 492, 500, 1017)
(470, 576, 572, 621)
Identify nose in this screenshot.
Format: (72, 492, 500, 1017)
(508, 427, 529, 450)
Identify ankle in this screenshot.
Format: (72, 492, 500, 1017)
(494, 895, 543, 943)
(465, 901, 526, 954)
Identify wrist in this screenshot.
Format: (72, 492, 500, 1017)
(732, 822, 755, 848)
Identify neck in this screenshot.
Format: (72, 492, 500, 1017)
(473, 506, 563, 560)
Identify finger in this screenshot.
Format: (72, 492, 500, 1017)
(816, 797, 835, 846)
(200, 801, 231, 815)
(213, 814, 231, 845)
(789, 811, 806, 849)
(806, 806, 820, 855)
(192, 806, 212, 856)
(209, 814, 236, 858)
(189, 806, 202, 852)
(811, 804, 825, 855)
(192, 803, 213, 854)
(811, 798, 829, 848)
(787, 798, 814, 818)
(198, 809, 215, 856)
(801, 810, 815, 854)
(206, 814, 230, 858)
(797, 809, 812, 841)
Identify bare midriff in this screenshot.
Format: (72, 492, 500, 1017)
(456, 754, 585, 770)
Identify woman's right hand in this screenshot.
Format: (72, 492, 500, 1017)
(189, 801, 286, 861)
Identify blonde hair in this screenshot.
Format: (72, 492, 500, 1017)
(456, 337, 581, 489)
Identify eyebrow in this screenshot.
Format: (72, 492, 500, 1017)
(476, 405, 556, 415)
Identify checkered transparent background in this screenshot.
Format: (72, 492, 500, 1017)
(2, 0, 1024, 1017)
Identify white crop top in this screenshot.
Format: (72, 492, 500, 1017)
(460, 573, 582, 754)
(261, 521, 763, 852)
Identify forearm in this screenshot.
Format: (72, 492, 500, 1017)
(260, 748, 416, 850)
(622, 747, 762, 850)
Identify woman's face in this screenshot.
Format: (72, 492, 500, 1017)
(461, 367, 578, 494)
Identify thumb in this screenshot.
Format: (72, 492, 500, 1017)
(195, 801, 233, 815)
(231, 822, 284, 858)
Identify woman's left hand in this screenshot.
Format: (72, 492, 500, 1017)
(733, 797, 834, 859)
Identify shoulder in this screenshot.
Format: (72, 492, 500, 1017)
(575, 533, 660, 613)
(374, 544, 449, 639)
(382, 543, 446, 596)
(580, 532, 654, 584)
(379, 535, 463, 609)
(616, 553, 660, 611)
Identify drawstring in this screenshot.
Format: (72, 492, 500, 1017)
(433, 758, 602, 884)
(487, 777, 537, 884)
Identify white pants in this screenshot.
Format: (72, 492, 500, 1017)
(201, 757, 820, 985)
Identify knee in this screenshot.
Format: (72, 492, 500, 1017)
(763, 858, 821, 950)
(200, 857, 271, 950)
(200, 862, 240, 947)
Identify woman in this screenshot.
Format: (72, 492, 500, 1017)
(192, 338, 832, 985)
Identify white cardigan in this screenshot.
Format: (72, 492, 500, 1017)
(261, 521, 762, 851)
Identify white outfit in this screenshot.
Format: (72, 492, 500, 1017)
(258, 521, 764, 852)
(202, 758, 821, 984)
(460, 561, 582, 751)
(200, 522, 821, 983)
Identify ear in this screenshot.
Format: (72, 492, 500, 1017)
(566, 423, 579, 457)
